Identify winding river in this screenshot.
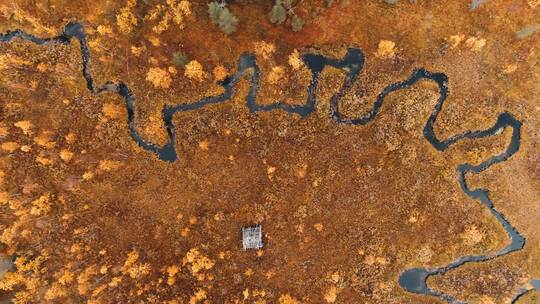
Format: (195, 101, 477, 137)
(1, 22, 538, 303)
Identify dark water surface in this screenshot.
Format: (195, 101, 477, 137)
(1, 22, 537, 303)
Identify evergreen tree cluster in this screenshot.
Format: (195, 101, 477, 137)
(269, 0, 304, 32)
(325, 0, 351, 6)
(206, 0, 354, 35)
(208, 1, 239, 34)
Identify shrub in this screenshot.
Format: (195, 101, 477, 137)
(172, 51, 189, 67)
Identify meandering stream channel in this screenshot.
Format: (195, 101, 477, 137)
(1, 22, 538, 303)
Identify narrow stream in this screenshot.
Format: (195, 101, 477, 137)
(0, 22, 537, 303)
